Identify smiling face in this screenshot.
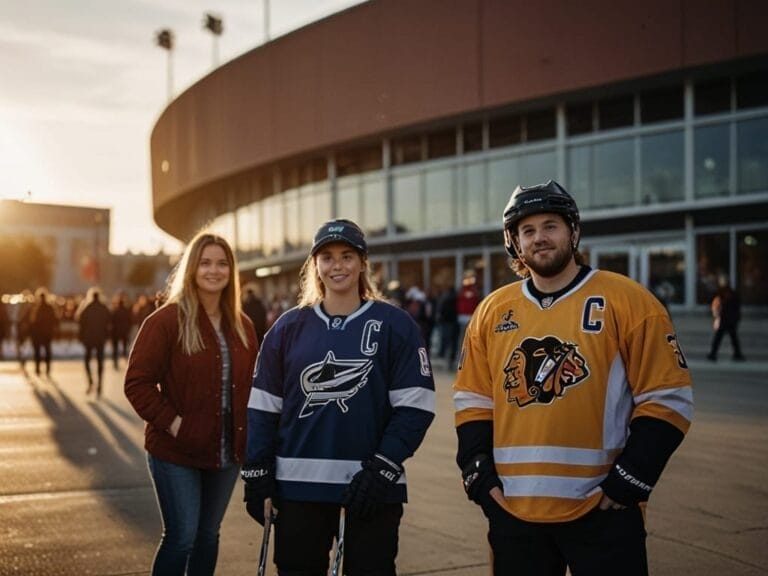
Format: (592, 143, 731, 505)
(514, 212, 577, 279)
(315, 242, 363, 298)
(195, 243, 231, 297)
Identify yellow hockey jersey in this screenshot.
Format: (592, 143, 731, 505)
(453, 269, 693, 523)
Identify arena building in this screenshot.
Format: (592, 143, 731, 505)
(150, 0, 768, 309)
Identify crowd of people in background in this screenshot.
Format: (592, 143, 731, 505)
(0, 274, 483, 378)
(0, 287, 161, 380)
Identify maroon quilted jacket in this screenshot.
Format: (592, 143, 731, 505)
(125, 303, 258, 469)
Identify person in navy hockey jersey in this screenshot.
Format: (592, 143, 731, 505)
(242, 218, 435, 576)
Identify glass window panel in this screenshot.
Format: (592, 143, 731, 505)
(397, 259, 424, 294)
(427, 128, 456, 159)
(429, 256, 456, 293)
(489, 114, 522, 148)
(738, 229, 768, 305)
(598, 95, 634, 131)
(458, 161, 486, 227)
(424, 167, 455, 232)
(737, 117, 768, 193)
(392, 135, 423, 166)
(694, 124, 730, 198)
(300, 183, 331, 248)
(361, 178, 386, 237)
(337, 177, 362, 224)
(210, 213, 235, 245)
(597, 252, 630, 276)
(566, 102, 593, 135)
(593, 138, 634, 207)
(640, 85, 684, 124)
(526, 108, 556, 142)
(392, 172, 422, 234)
(696, 233, 729, 304)
(261, 196, 283, 256)
(641, 131, 683, 203)
(491, 252, 518, 287)
(463, 122, 484, 152)
(283, 189, 300, 252)
(695, 78, 731, 116)
(336, 144, 382, 176)
(736, 69, 768, 110)
(519, 150, 556, 187)
(648, 247, 685, 305)
(462, 255, 485, 297)
(488, 156, 518, 221)
(567, 145, 592, 209)
(236, 204, 259, 253)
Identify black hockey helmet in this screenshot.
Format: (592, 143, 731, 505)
(502, 180, 580, 257)
(311, 218, 368, 256)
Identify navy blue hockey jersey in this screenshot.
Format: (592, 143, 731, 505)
(246, 300, 435, 503)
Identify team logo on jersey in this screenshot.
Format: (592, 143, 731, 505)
(298, 351, 373, 418)
(666, 333, 689, 369)
(494, 309, 519, 333)
(503, 336, 589, 407)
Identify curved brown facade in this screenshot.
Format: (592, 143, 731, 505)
(150, 0, 768, 237)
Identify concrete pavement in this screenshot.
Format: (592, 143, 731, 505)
(0, 326, 767, 575)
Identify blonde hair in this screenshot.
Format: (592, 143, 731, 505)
(164, 230, 250, 355)
(296, 251, 383, 308)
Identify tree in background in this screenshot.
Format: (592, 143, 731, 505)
(0, 237, 52, 294)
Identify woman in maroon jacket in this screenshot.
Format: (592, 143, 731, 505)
(125, 231, 258, 576)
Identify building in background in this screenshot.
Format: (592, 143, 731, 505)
(149, 0, 768, 310)
(0, 200, 173, 298)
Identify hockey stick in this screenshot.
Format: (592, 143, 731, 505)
(258, 499, 274, 576)
(330, 507, 346, 576)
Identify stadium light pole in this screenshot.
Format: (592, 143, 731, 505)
(263, 0, 270, 42)
(155, 28, 174, 103)
(203, 13, 223, 68)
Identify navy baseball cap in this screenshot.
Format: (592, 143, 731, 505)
(310, 219, 368, 256)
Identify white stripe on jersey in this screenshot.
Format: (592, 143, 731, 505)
(500, 474, 605, 499)
(494, 445, 617, 466)
(389, 386, 436, 413)
(603, 353, 633, 450)
(634, 385, 694, 421)
(248, 387, 283, 413)
(453, 390, 494, 411)
(276, 456, 406, 484)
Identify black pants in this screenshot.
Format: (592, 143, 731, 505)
(112, 334, 129, 367)
(32, 338, 52, 374)
(274, 501, 402, 576)
(84, 344, 105, 395)
(484, 501, 647, 576)
(709, 324, 744, 359)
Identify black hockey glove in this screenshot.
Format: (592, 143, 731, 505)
(342, 454, 402, 520)
(600, 460, 654, 507)
(461, 453, 502, 507)
(241, 462, 276, 526)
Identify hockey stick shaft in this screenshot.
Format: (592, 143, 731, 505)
(258, 499, 273, 576)
(330, 507, 346, 576)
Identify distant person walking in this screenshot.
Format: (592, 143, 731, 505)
(242, 286, 267, 344)
(29, 287, 58, 376)
(125, 231, 258, 576)
(77, 288, 112, 397)
(0, 300, 9, 360)
(14, 290, 33, 370)
(110, 292, 133, 369)
(707, 276, 745, 362)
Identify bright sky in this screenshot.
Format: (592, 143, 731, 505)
(0, 0, 365, 255)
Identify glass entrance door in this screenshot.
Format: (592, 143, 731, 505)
(641, 244, 686, 306)
(591, 246, 637, 278)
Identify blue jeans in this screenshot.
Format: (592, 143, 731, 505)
(147, 454, 240, 576)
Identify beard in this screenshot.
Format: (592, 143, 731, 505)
(521, 243, 573, 278)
